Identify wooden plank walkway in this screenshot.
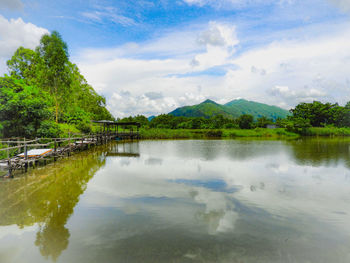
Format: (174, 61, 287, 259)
(0, 131, 139, 178)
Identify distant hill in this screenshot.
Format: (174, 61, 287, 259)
(148, 115, 156, 121)
(169, 99, 290, 120)
(169, 99, 236, 119)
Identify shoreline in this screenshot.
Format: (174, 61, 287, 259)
(139, 127, 350, 139)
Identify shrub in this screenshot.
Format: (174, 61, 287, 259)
(76, 121, 92, 134)
(205, 130, 223, 137)
(36, 121, 62, 138)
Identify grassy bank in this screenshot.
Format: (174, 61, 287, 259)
(140, 128, 299, 139)
(302, 127, 350, 136)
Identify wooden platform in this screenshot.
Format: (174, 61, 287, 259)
(0, 131, 140, 178)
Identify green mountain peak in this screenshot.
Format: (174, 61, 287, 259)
(200, 99, 218, 105)
(169, 98, 290, 120)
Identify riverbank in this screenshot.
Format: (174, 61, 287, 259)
(139, 128, 299, 139)
(139, 127, 350, 139)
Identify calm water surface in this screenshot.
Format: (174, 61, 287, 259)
(1, 139, 350, 263)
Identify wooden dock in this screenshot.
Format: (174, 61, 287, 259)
(0, 121, 141, 178)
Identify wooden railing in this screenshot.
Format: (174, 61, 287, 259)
(0, 132, 139, 177)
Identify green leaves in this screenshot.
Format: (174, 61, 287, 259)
(0, 76, 50, 137)
(2, 30, 113, 138)
(290, 101, 349, 128)
(238, 114, 254, 129)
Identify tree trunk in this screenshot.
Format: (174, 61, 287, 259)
(54, 83, 59, 123)
(55, 99, 59, 123)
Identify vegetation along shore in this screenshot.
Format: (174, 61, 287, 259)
(1, 31, 350, 141)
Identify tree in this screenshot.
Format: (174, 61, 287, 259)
(36, 31, 71, 123)
(0, 76, 50, 137)
(7, 47, 41, 82)
(238, 114, 254, 129)
(290, 101, 338, 127)
(257, 116, 272, 128)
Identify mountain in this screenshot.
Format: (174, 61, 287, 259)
(225, 99, 290, 120)
(148, 115, 156, 121)
(169, 99, 237, 119)
(169, 99, 290, 120)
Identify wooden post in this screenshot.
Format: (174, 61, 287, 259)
(7, 158, 12, 178)
(24, 144, 28, 172)
(54, 139, 57, 161)
(68, 132, 71, 157)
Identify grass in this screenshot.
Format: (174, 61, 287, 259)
(303, 127, 350, 137)
(140, 128, 300, 139)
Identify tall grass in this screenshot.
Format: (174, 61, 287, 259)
(140, 128, 299, 139)
(304, 127, 350, 136)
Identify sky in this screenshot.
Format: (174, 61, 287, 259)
(0, 0, 350, 117)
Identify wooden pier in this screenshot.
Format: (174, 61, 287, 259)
(0, 121, 140, 178)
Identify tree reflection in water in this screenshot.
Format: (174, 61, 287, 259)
(0, 143, 113, 262)
(286, 137, 350, 168)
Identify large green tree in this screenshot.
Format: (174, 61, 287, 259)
(36, 31, 71, 123)
(6, 47, 41, 82)
(289, 101, 348, 127)
(0, 76, 51, 137)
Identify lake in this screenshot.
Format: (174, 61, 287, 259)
(1, 139, 350, 263)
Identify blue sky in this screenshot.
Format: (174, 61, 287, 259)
(1, 0, 350, 117)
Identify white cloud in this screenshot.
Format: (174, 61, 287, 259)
(182, 0, 293, 9)
(0, 0, 23, 10)
(81, 6, 136, 26)
(76, 20, 350, 117)
(268, 85, 327, 106)
(328, 0, 350, 12)
(0, 15, 48, 74)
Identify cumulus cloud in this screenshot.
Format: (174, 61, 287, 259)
(144, 91, 164, 100)
(268, 85, 327, 107)
(0, 15, 48, 74)
(76, 19, 350, 117)
(0, 0, 23, 10)
(191, 22, 238, 70)
(328, 0, 350, 12)
(197, 26, 226, 46)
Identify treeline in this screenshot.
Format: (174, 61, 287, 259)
(120, 114, 274, 129)
(279, 101, 350, 133)
(121, 100, 350, 133)
(0, 31, 113, 138)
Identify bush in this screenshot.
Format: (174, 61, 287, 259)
(238, 114, 254, 129)
(205, 130, 223, 137)
(36, 121, 62, 138)
(224, 123, 239, 129)
(76, 121, 92, 134)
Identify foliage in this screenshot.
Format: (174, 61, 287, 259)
(36, 120, 62, 138)
(256, 116, 273, 128)
(0, 76, 51, 138)
(286, 101, 350, 135)
(238, 114, 254, 129)
(36, 31, 71, 123)
(1, 30, 113, 138)
(7, 47, 40, 82)
(289, 101, 345, 127)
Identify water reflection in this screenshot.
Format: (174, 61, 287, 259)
(286, 137, 350, 168)
(0, 145, 110, 262)
(1, 139, 350, 263)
